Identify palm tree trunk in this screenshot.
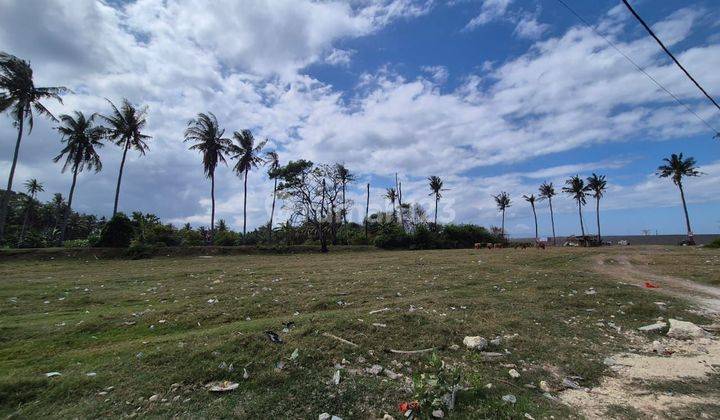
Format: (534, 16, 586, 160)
(113, 140, 130, 216)
(392, 200, 396, 222)
(595, 197, 601, 245)
(268, 177, 277, 241)
(0, 110, 24, 242)
(678, 182, 694, 244)
(548, 197, 556, 246)
(578, 200, 585, 237)
(364, 183, 369, 239)
(60, 166, 79, 243)
(341, 182, 347, 224)
(501, 209, 506, 241)
(434, 196, 438, 228)
(532, 203, 538, 242)
(210, 172, 215, 245)
(19, 202, 30, 245)
(243, 168, 248, 237)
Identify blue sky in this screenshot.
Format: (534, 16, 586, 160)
(1, 0, 719, 236)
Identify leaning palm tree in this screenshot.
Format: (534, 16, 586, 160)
(183, 112, 231, 244)
(265, 150, 280, 240)
(229, 129, 267, 237)
(336, 164, 354, 224)
(427, 176, 445, 228)
(562, 175, 588, 237)
(493, 192, 511, 240)
(18, 178, 44, 244)
(0, 52, 68, 242)
(385, 187, 398, 221)
(657, 153, 701, 245)
(538, 182, 556, 245)
(98, 98, 151, 216)
(523, 194, 539, 243)
(53, 111, 104, 242)
(586, 173, 607, 244)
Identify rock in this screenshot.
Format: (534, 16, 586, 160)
(449, 344, 460, 351)
(562, 378, 581, 389)
(431, 409, 444, 418)
(463, 336, 487, 350)
(524, 414, 535, 420)
(45, 372, 61, 378)
(206, 380, 239, 392)
(366, 364, 383, 375)
(603, 357, 616, 366)
(319, 414, 331, 420)
(638, 322, 667, 332)
(384, 369, 401, 380)
(502, 394, 517, 404)
(508, 369, 520, 378)
(382, 415, 396, 420)
(539, 381, 551, 392)
(667, 319, 708, 340)
(490, 336, 502, 346)
(652, 340, 665, 354)
(333, 370, 341, 385)
(148, 394, 160, 402)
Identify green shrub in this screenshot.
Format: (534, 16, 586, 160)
(441, 224, 497, 248)
(411, 225, 439, 249)
(705, 238, 720, 249)
(63, 239, 90, 248)
(96, 213, 134, 248)
(214, 230, 240, 246)
(125, 240, 155, 259)
(374, 225, 411, 249)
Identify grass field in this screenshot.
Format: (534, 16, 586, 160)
(1, 247, 718, 418)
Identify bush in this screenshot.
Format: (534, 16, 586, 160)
(126, 240, 155, 259)
(411, 225, 439, 249)
(146, 224, 181, 247)
(374, 225, 411, 249)
(705, 238, 720, 249)
(63, 239, 90, 248)
(214, 230, 240, 246)
(96, 213, 134, 248)
(441, 224, 497, 248)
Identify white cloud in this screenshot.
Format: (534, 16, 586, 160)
(325, 48, 356, 66)
(513, 15, 549, 40)
(465, 0, 514, 30)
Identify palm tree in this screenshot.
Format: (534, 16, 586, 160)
(18, 178, 44, 244)
(265, 150, 280, 240)
(229, 129, 267, 237)
(385, 187, 398, 221)
(427, 176, 445, 228)
(98, 98, 151, 216)
(586, 173, 607, 244)
(0, 52, 68, 242)
(538, 182, 556, 245)
(183, 112, 231, 244)
(53, 111, 104, 242)
(523, 194, 539, 243)
(562, 175, 588, 237)
(336, 164, 354, 224)
(657, 153, 701, 245)
(493, 192, 511, 240)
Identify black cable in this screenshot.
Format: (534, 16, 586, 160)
(553, 0, 720, 136)
(621, 0, 720, 113)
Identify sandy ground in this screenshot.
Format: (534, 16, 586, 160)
(559, 250, 720, 419)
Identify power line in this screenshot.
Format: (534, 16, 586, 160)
(553, 0, 720, 136)
(621, 0, 720, 114)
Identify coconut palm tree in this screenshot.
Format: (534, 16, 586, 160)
(265, 150, 280, 240)
(523, 194, 539, 243)
(384, 187, 398, 221)
(427, 176, 445, 228)
(229, 129, 267, 237)
(98, 98, 151, 216)
(18, 178, 44, 244)
(538, 182, 556, 245)
(657, 153, 701, 245)
(586, 173, 607, 244)
(336, 164, 354, 224)
(493, 192, 511, 240)
(53, 111, 104, 242)
(562, 175, 588, 237)
(0, 52, 68, 242)
(183, 112, 231, 244)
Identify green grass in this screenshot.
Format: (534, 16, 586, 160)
(0, 247, 715, 418)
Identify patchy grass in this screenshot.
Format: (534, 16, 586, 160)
(0, 247, 715, 418)
(629, 247, 720, 286)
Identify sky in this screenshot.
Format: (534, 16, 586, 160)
(1, 0, 719, 237)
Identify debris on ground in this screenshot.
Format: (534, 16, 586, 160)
(265, 331, 283, 343)
(462, 336, 487, 350)
(45, 372, 61, 378)
(282, 321, 295, 333)
(561, 377, 582, 390)
(638, 321, 667, 332)
(508, 369, 520, 378)
(479, 351, 505, 361)
(643, 281, 659, 289)
(333, 370, 341, 385)
(666, 319, 709, 340)
(502, 394, 516, 404)
(431, 409, 444, 418)
(322, 332, 358, 347)
(206, 380, 239, 392)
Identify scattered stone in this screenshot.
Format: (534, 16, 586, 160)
(366, 365, 383, 376)
(383, 414, 396, 420)
(524, 414, 535, 420)
(333, 370, 341, 385)
(508, 369, 520, 378)
(384, 369, 401, 380)
(372, 323, 387, 328)
(638, 321, 667, 332)
(148, 394, 160, 402)
(502, 394, 517, 404)
(539, 381, 551, 392)
(319, 413, 331, 420)
(463, 336, 487, 350)
(449, 344, 460, 351)
(490, 336, 502, 346)
(667, 319, 709, 340)
(603, 357, 616, 366)
(206, 381, 239, 392)
(479, 352, 504, 361)
(431, 409, 444, 418)
(45, 372, 61, 378)
(562, 378, 581, 390)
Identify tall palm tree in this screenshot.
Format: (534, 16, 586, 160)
(53, 111, 104, 242)
(0, 52, 68, 241)
(657, 153, 701, 245)
(493, 192, 511, 240)
(538, 182, 556, 245)
(562, 175, 588, 237)
(229, 129, 267, 237)
(18, 178, 44, 244)
(384, 187, 397, 221)
(523, 194, 539, 243)
(586, 173, 607, 244)
(183, 112, 231, 244)
(427, 176, 445, 228)
(98, 98, 151, 216)
(336, 164, 354, 224)
(265, 150, 280, 240)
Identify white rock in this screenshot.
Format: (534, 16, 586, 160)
(431, 409, 444, 418)
(319, 413, 331, 420)
(667, 319, 708, 340)
(148, 394, 160, 402)
(333, 370, 341, 385)
(502, 394, 517, 404)
(382, 415, 396, 420)
(539, 381, 551, 392)
(463, 336, 487, 350)
(45, 372, 61, 378)
(366, 364, 383, 375)
(638, 322, 667, 332)
(508, 369, 520, 378)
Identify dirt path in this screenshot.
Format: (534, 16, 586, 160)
(557, 250, 720, 419)
(594, 253, 720, 314)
